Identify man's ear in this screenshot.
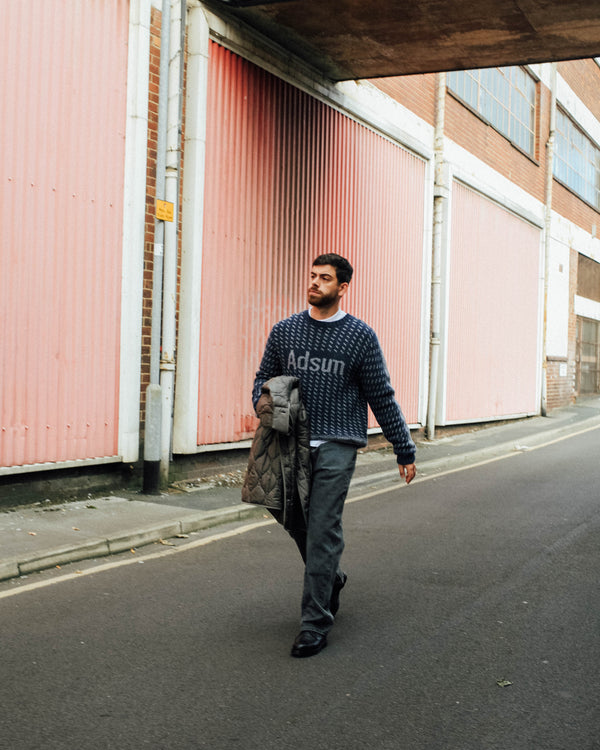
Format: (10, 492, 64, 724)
(338, 282, 349, 298)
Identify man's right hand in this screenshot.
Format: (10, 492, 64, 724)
(398, 463, 416, 485)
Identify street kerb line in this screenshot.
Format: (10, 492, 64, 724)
(1, 420, 598, 600)
(348, 419, 600, 503)
(0, 519, 274, 601)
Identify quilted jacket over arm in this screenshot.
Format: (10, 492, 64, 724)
(241, 376, 311, 530)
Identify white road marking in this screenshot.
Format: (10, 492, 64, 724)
(0, 520, 273, 600)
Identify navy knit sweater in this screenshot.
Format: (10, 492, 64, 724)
(253, 311, 416, 465)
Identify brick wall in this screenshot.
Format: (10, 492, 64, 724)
(552, 181, 600, 237)
(140, 7, 162, 436)
(546, 358, 574, 409)
(371, 74, 436, 125)
(558, 59, 600, 121)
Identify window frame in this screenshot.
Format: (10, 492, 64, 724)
(554, 107, 600, 211)
(447, 66, 538, 158)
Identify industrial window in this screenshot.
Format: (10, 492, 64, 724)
(554, 109, 600, 210)
(447, 66, 536, 155)
(577, 317, 600, 394)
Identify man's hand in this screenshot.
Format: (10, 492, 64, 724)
(398, 463, 416, 485)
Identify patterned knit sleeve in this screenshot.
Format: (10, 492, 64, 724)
(359, 330, 416, 465)
(252, 324, 283, 410)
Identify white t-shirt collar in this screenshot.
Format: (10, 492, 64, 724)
(308, 308, 347, 323)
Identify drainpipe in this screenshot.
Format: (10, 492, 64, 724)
(541, 62, 557, 417)
(426, 72, 448, 440)
(143, 0, 170, 494)
(160, 0, 186, 481)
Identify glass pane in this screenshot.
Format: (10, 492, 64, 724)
(446, 65, 536, 155)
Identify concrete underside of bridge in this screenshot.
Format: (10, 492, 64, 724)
(204, 0, 600, 79)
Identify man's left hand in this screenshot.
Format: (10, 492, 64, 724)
(398, 463, 416, 485)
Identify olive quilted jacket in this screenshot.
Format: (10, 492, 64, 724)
(242, 375, 311, 530)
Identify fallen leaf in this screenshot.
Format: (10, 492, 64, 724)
(28, 531, 37, 536)
(159, 539, 175, 546)
(72, 527, 80, 531)
(496, 679, 513, 688)
(130, 548, 136, 554)
(175, 534, 189, 539)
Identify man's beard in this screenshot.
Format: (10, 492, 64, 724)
(308, 289, 340, 307)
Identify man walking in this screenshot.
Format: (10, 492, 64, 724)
(253, 253, 416, 657)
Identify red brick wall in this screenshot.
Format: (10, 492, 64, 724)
(140, 8, 162, 435)
(552, 179, 600, 237)
(546, 359, 574, 409)
(371, 74, 436, 125)
(558, 59, 600, 121)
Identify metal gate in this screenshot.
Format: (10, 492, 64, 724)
(577, 317, 600, 394)
(0, 0, 129, 470)
(194, 41, 427, 446)
(443, 181, 542, 422)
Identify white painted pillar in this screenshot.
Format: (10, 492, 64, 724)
(118, 0, 152, 463)
(172, 3, 210, 454)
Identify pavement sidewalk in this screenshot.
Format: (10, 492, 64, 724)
(2, 397, 599, 583)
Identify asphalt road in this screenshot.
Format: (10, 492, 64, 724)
(2, 427, 600, 750)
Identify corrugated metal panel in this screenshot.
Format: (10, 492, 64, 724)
(0, 0, 129, 468)
(197, 42, 425, 445)
(445, 182, 541, 422)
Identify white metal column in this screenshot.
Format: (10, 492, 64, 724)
(172, 4, 210, 454)
(119, 0, 152, 463)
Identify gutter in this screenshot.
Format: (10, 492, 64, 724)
(426, 72, 448, 440)
(143, 0, 171, 493)
(541, 62, 557, 417)
(160, 0, 186, 481)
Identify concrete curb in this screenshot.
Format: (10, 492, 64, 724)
(350, 413, 600, 491)
(1, 504, 264, 582)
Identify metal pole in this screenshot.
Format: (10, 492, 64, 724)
(159, 0, 186, 482)
(143, 0, 171, 494)
(541, 62, 557, 417)
(426, 72, 447, 440)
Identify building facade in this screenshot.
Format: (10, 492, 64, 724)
(1, 0, 599, 487)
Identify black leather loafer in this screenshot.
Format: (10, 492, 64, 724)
(291, 630, 328, 658)
(330, 572, 347, 617)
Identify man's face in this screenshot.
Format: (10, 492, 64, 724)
(307, 264, 347, 308)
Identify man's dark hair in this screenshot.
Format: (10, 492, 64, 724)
(312, 253, 354, 285)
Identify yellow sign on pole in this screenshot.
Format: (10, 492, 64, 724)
(156, 199, 174, 222)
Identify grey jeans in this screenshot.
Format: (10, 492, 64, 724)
(287, 441, 358, 634)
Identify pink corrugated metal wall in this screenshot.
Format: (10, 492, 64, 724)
(445, 182, 541, 422)
(0, 0, 129, 468)
(198, 42, 425, 445)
